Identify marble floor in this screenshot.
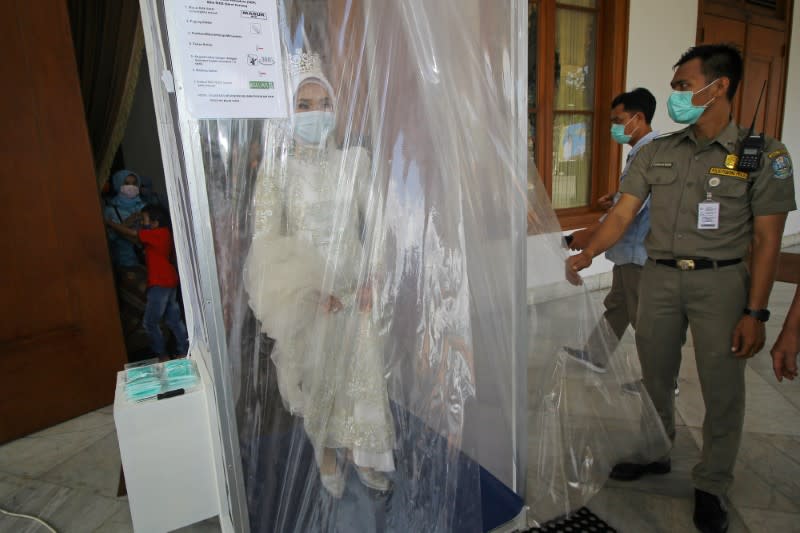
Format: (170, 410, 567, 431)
(1, 266, 799, 532)
(0, 404, 220, 533)
(578, 279, 800, 532)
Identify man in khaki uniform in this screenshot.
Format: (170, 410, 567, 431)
(567, 44, 795, 533)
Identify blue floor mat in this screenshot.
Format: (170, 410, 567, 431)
(241, 404, 524, 532)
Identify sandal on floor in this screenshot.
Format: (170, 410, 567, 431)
(320, 465, 345, 498)
(356, 467, 391, 492)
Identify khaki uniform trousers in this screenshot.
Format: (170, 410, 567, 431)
(586, 264, 642, 363)
(605, 264, 643, 337)
(636, 259, 748, 496)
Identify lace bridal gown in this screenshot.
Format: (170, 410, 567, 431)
(243, 142, 396, 482)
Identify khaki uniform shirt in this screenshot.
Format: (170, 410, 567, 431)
(620, 121, 796, 260)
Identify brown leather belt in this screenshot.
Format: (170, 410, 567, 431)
(652, 258, 742, 271)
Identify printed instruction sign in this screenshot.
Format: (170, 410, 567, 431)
(164, 0, 288, 118)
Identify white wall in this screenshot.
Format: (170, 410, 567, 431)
(528, 0, 800, 289)
(624, 0, 699, 152)
(781, 2, 800, 235)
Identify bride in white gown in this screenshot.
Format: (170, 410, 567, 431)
(243, 53, 395, 498)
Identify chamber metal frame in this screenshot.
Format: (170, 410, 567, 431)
(138, 1, 250, 531)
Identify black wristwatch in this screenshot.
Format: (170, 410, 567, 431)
(743, 308, 770, 322)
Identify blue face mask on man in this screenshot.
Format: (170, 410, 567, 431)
(610, 115, 638, 145)
(667, 79, 719, 124)
(293, 111, 335, 145)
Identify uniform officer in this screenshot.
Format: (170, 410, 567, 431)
(566, 44, 795, 533)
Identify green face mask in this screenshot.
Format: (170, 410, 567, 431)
(610, 115, 637, 144)
(667, 79, 718, 124)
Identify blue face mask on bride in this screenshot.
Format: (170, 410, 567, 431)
(294, 111, 335, 145)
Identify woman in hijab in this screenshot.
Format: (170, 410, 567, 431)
(244, 53, 394, 498)
(104, 170, 147, 267)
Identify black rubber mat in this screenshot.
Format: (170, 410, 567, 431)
(526, 507, 617, 532)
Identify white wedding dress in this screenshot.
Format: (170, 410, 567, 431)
(244, 144, 395, 472)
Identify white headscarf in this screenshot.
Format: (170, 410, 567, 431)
(289, 51, 336, 112)
(288, 51, 337, 146)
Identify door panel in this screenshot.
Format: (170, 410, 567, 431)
(742, 24, 785, 139)
(698, 14, 746, 124)
(0, 1, 127, 443)
(698, 14, 787, 139)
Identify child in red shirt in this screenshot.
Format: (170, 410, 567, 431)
(106, 205, 189, 358)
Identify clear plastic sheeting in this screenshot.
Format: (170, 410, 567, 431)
(199, 1, 528, 531)
(136, 0, 670, 531)
(525, 172, 670, 524)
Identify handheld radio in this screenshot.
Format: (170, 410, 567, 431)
(737, 81, 767, 172)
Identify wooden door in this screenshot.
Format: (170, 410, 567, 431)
(698, 14, 746, 124)
(741, 24, 786, 139)
(0, 1, 127, 443)
(697, 13, 788, 139)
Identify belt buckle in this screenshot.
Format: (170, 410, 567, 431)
(677, 259, 695, 271)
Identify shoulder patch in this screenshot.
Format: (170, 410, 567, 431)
(771, 154, 793, 180)
(768, 149, 789, 159)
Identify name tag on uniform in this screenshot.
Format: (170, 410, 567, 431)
(698, 199, 720, 230)
(708, 167, 749, 180)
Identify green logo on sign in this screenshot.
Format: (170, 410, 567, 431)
(249, 81, 274, 89)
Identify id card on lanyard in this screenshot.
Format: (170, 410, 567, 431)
(698, 192, 719, 230)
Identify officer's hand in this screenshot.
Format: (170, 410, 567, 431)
(565, 252, 592, 286)
(731, 315, 766, 358)
(598, 193, 615, 211)
(567, 229, 593, 251)
(769, 325, 800, 382)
